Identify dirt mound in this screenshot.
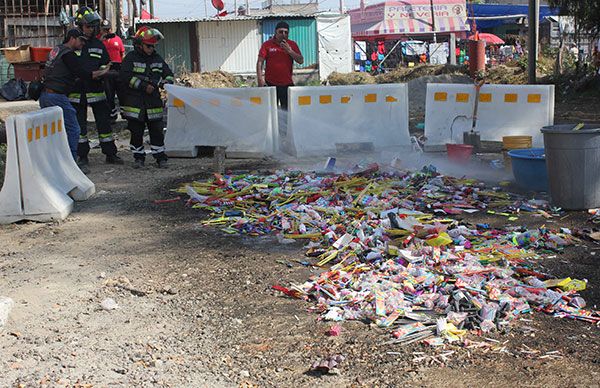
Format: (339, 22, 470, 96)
(327, 65, 468, 86)
(179, 70, 237, 88)
(327, 71, 376, 85)
(376, 64, 468, 84)
(485, 64, 528, 84)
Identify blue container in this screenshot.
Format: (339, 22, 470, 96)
(508, 148, 548, 191)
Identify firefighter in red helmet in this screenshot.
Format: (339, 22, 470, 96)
(119, 26, 174, 168)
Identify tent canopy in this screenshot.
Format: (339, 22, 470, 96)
(469, 4, 558, 29)
(470, 32, 505, 45)
(350, 0, 469, 40)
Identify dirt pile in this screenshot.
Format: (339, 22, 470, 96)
(485, 64, 528, 84)
(376, 64, 467, 84)
(178, 70, 237, 88)
(327, 65, 468, 86)
(327, 71, 376, 85)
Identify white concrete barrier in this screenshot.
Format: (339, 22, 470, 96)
(164, 85, 278, 158)
(285, 84, 411, 156)
(424, 83, 554, 149)
(0, 107, 95, 224)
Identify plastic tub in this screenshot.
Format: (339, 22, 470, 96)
(541, 124, 600, 209)
(502, 135, 532, 150)
(446, 143, 473, 163)
(30, 47, 52, 62)
(508, 148, 548, 192)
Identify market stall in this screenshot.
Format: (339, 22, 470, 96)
(349, 0, 469, 70)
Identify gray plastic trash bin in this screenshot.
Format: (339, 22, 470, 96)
(541, 124, 600, 210)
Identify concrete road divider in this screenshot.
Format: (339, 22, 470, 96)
(164, 85, 278, 158)
(0, 106, 95, 224)
(424, 83, 554, 150)
(284, 84, 411, 156)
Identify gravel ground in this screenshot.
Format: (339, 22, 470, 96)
(0, 149, 599, 387)
(0, 85, 600, 387)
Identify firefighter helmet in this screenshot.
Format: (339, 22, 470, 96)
(134, 26, 164, 45)
(75, 6, 101, 27)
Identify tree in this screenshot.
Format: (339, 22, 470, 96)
(548, 1, 600, 40)
(548, 1, 600, 74)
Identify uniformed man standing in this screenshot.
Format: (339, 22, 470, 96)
(119, 26, 174, 168)
(72, 6, 123, 168)
(39, 29, 110, 169)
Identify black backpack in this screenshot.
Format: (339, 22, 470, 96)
(27, 80, 44, 101)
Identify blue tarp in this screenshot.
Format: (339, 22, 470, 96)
(470, 4, 559, 29)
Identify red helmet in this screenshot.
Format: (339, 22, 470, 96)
(134, 26, 164, 45)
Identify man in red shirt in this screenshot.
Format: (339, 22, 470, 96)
(100, 19, 125, 122)
(256, 21, 303, 110)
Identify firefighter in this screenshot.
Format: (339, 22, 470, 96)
(72, 6, 123, 167)
(119, 26, 174, 168)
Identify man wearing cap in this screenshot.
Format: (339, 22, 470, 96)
(256, 21, 303, 110)
(39, 29, 111, 168)
(99, 19, 125, 123)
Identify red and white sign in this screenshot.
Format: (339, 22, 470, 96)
(350, 0, 468, 38)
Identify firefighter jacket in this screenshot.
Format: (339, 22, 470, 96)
(69, 36, 111, 104)
(119, 47, 174, 122)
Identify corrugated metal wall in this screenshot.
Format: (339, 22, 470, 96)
(197, 20, 261, 74)
(139, 22, 192, 74)
(261, 18, 317, 69)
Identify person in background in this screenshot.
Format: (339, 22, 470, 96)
(256, 21, 303, 110)
(99, 19, 125, 123)
(72, 6, 123, 169)
(593, 45, 600, 75)
(39, 29, 110, 171)
(119, 26, 174, 169)
(515, 40, 523, 57)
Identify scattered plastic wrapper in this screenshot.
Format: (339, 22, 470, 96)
(179, 163, 599, 347)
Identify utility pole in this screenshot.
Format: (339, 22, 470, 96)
(429, 0, 437, 43)
(116, 0, 122, 36)
(149, 0, 154, 17)
(528, 0, 539, 84)
(339, 0, 344, 14)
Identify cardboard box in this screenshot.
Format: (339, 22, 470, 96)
(1, 45, 31, 63)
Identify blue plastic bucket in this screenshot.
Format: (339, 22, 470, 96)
(508, 148, 548, 191)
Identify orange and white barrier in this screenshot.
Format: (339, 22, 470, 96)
(0, 107, 94, 224)
(285, 84, 411, 156)
(424, 83, 555, 149)
(164, 85, 278, 158)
